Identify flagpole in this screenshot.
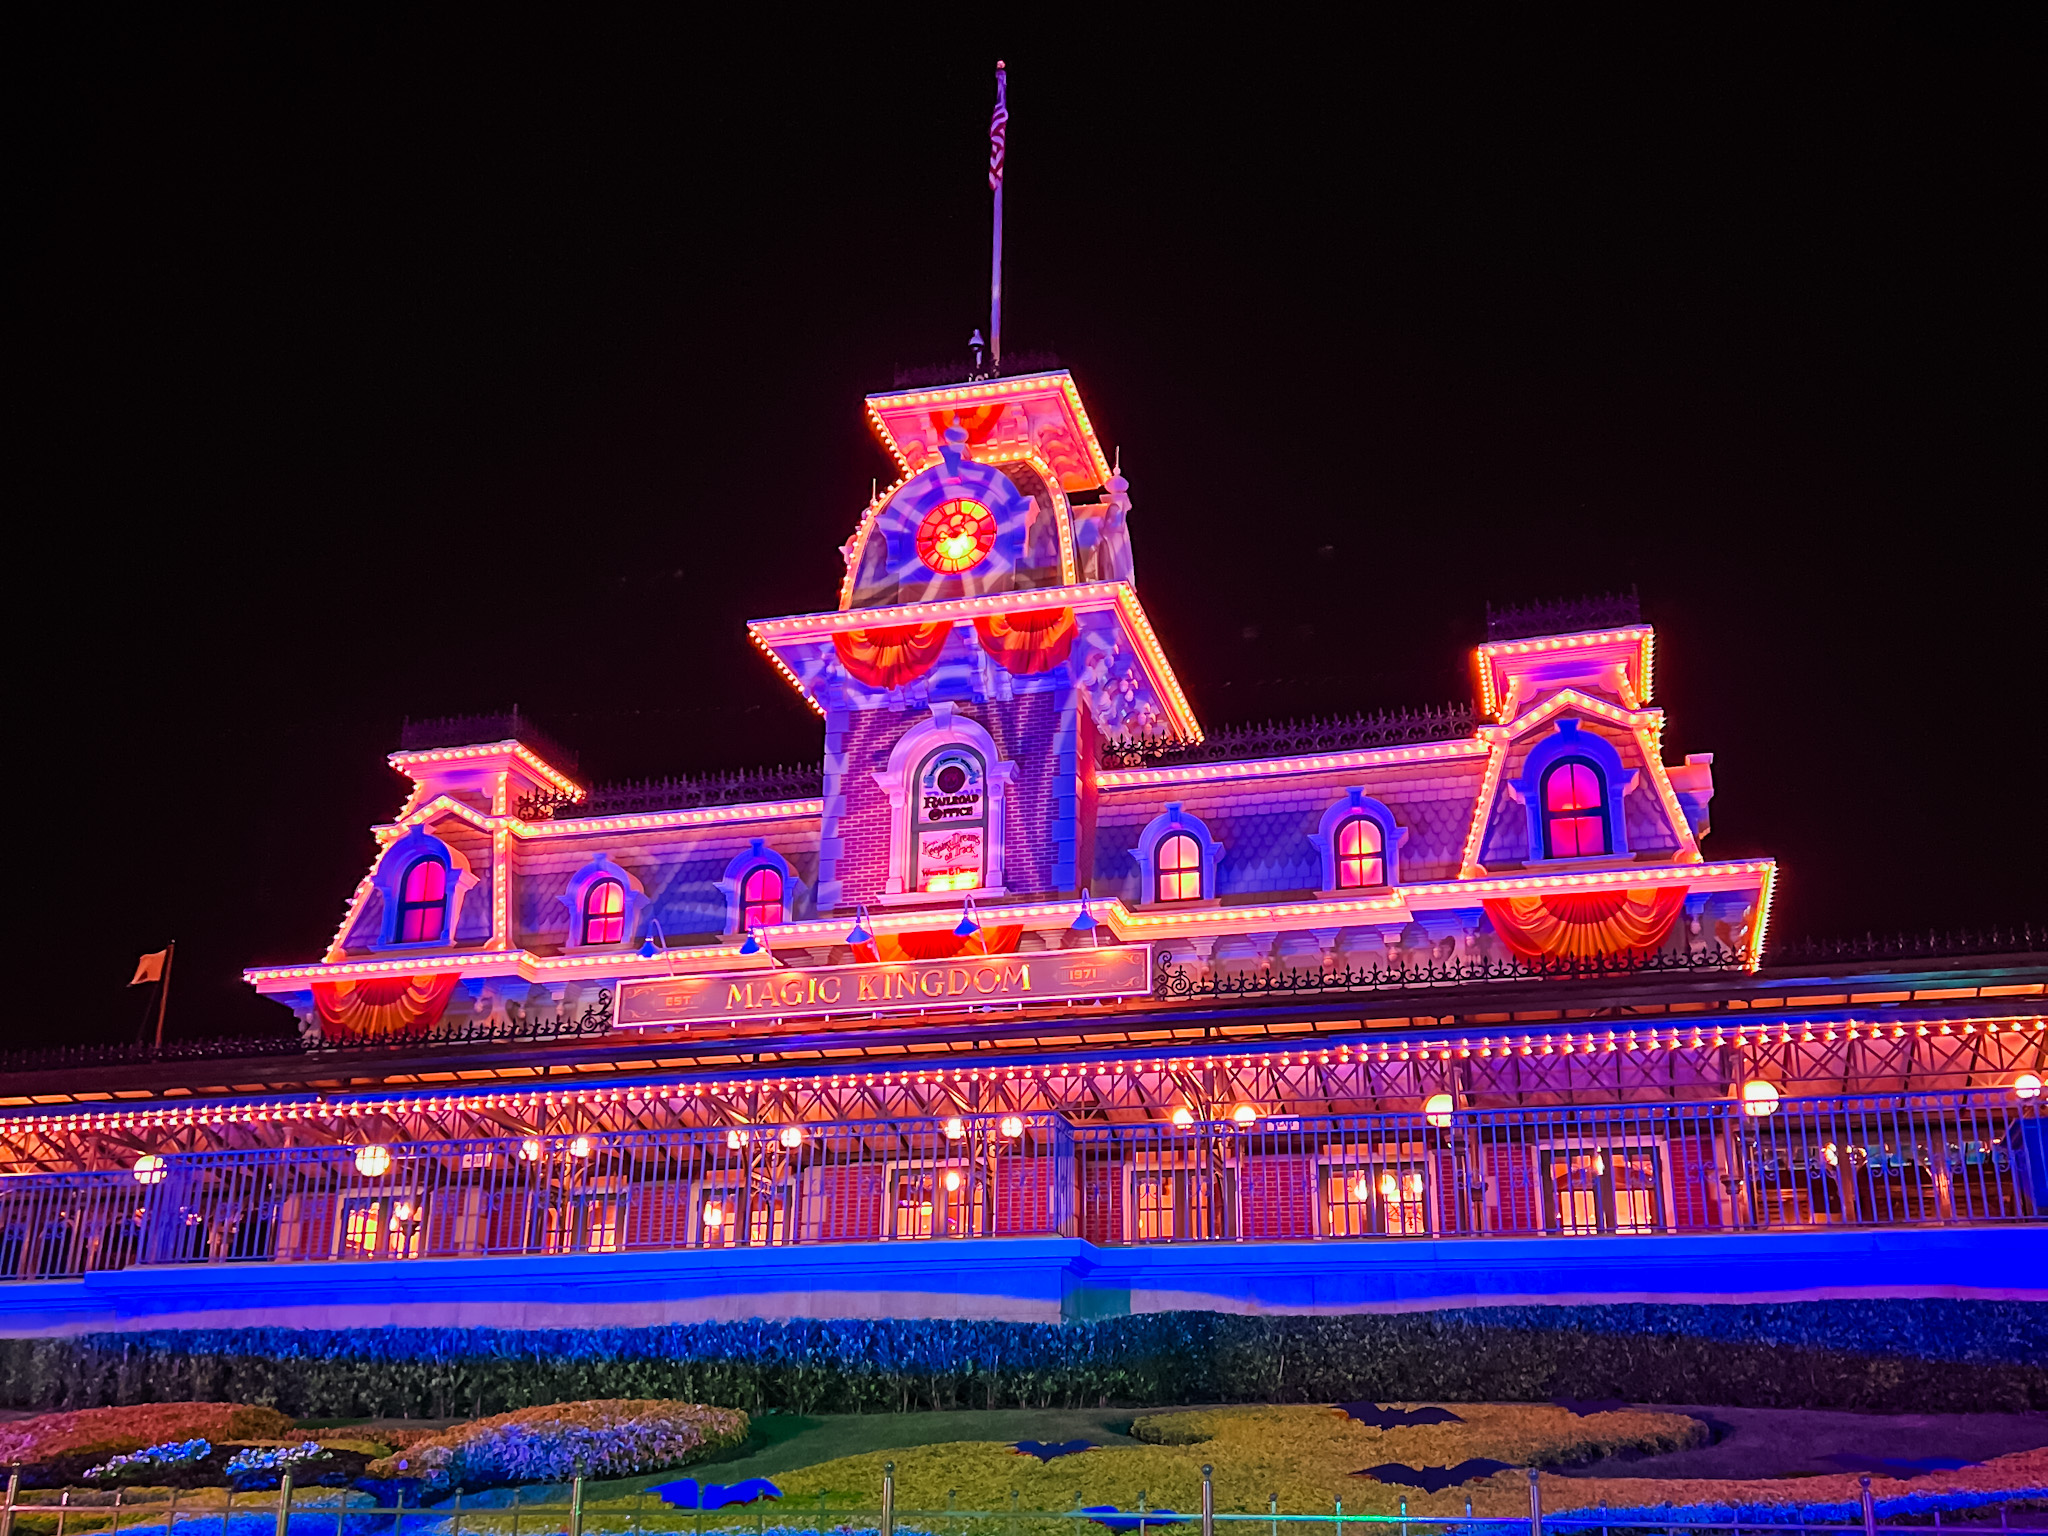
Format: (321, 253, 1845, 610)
(989, 60, 1007, 372)
(155, 940, 175, 1049)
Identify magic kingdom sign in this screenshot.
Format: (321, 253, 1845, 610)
(616, 944, 1152, 1029)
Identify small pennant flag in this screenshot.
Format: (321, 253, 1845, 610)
(130, 950, 167, 986)
(989, 62, 1008, 191)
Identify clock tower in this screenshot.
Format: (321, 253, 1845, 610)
(748, 369, 1199, 918)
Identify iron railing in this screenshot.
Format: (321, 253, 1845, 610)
(398, 708, 578, 773)
(1764, 924, 2046, 963)
(0, 995, 613, 1076)
(3, 1091, 2038, 1282)
(1103, 707, 1476, 770)
(1485, 589, 1642, 641)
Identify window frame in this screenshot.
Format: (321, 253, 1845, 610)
(1540, 756, 1610, 859)
(395, 856, 450, 944)
(1332, 814, 1386, 890)
(581, 877, 626, 946)
(1154, 831, 1204, 903)
(739, 864, 785, 932)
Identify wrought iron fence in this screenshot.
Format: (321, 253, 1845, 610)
(1764, 925, 2046, 963)
(2, 1091, 2037, 1282)
(398, 708, 578, 773)
(1103, 708, 1476, 771)
(1485, 589, 1642, 642)
(0, 996, 613, 1076)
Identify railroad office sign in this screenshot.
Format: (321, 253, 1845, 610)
(617, 944, 1152, 1029)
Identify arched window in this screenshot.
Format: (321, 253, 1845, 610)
(582, 878, 626, 945)
(396, 857, 448, 943)
(1156, 832, 1203, 903)
(740, 865, 784, 931)
(1542, 759, 1609, 857)
(1334, 816, 1385, 889)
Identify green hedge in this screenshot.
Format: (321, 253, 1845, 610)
(2, 1304, 2042, 1419)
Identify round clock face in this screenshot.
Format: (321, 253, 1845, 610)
(916, 499, 997, 574)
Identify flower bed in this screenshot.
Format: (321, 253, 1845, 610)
(0, 1403, 296, 1466)
(365, 1399, 748, 1490)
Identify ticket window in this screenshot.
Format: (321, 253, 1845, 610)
(339, 1194, 426, 1259)
(889, 1167, 977, 1238)
(1542, 1147, 1663, 1234)
(697, 1183, 789, 1247)
(1322, 1165, 1429, 1236)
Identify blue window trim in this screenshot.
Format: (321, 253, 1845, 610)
(1309, 789, 1408, 890)
(1510, 718, 1634, 863)
(368, 824, 472, 950)
(717, 839, 803, 937)
(1129, 803, 1224, 906)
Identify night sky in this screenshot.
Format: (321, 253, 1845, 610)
(25, 19, 2041, 1045)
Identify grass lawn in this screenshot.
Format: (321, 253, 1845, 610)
(575, 1408, 1160, 1502)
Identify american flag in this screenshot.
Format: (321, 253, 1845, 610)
(989, 62, 1008, 192)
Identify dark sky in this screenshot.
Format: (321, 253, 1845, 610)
(23, 18, 2041, 1044)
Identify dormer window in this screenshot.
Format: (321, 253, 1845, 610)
(582, 878, 626, 945)
(1542, 759, 1609, 857)
(396, 857, 448, 943)
(1156, 832, 1203, 903)
(1334, 816, 1385, 889)
(740, 866, 785, 931)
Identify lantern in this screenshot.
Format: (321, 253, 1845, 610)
(726, 1129, 747, 1150)
(518, 1138, 542, 1162)
(1230, 1104, 1257, 1127)
(354, 1145, 392, 1177)
(132, 1154, 167, 1186)
(1741, 1080, 1780, 1117)
(943, 1169, 963, 1193)
(569, 1136, 592, 1159)
(703, 1201, 725, 1228)
(1170, 1107, 1195, 1128)
(778, 1125, 804, 1149)
(1350, 1176, 1372, 1202)
(2016, 1073, 2043, 1101)
(943, 1117, 966, 1140)
(1422, 1093, 1456, 1128)
(998, 1115, 1024, 1139)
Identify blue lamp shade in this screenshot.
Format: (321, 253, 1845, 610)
(738, 932, 761, 956)
(638, 936, 660, 958)
(954, 900, 981, 939)
(1071, 890, 1098, 933)
(846, 906, 874, 947)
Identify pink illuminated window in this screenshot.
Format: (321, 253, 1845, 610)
(396, 858, 447, 943)
(1335, 816, 1384, 888)
(582, 878, 625, 945)
(740, 866, 784, 931)
(1542, 759, 1608, 858)
(1156, 833, 1202, 903)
